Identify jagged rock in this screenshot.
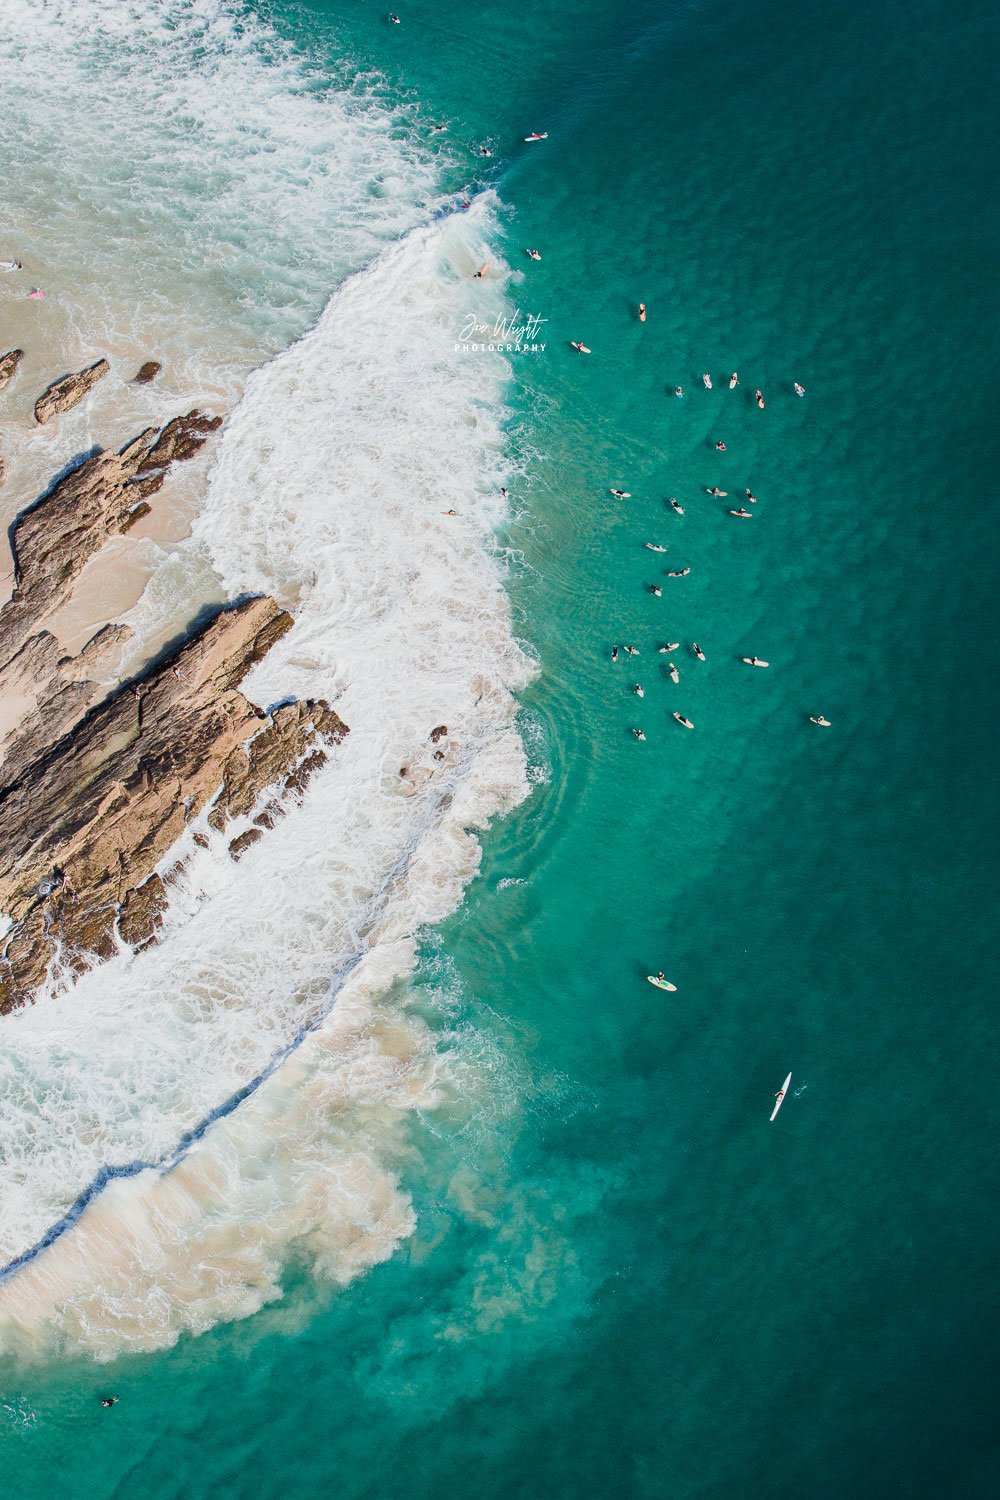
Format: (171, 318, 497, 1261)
(0, 455, 6, 488)
(0, 596, 347, 1011)
(117, 873, 168, 949)
(0, 349, 24, 394)
(138, 410, 222, 471)
(228, 828, 263, 862)
(430, 724, 448, 743)
(34, 359, 109, 424)
(0, 416, 217, 672)
(207, 700, 345, 831)
(132, 361, 162, 385)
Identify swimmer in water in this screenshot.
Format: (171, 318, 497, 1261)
(526, 248, 542, 261)
(430, 123, 448, 134)
(745, 488, 756, 503)
(755, 388, 765, 409)
(714, 440, 727, 451)
(638, 303, 647, 322)
(794, 382, 806, 396)
(729, 371, 739, 389)
(674, 386, 684, 398)
(702, 372, 713, 389)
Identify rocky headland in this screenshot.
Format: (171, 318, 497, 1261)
(0, 377, 348, 1013)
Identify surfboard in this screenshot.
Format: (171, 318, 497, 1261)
(770, 1072, 792, 1122)
(647, 976, 677, 992)
(524, 132, 548, 141)
(742, 657, 769, 667)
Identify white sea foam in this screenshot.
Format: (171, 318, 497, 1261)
(0, 0, 439, 573)
(0, 4, 533, 1359)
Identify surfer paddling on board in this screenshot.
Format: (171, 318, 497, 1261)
(638, 302, 647, 322)
(674, 385, 684, 398)
(794, 382, 806, 396)
(729, 371, 739, 389)
(526, 248, 542, 261)
(755, 388, 765, 409)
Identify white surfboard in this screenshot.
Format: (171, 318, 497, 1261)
(770, 1072, 792, 1122)
(647, 976, 677, 992)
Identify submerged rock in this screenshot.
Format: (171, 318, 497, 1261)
(132, 360, 162, 385)
(33, 358, 110, 424)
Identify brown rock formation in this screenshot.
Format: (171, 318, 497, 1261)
(138, 410, 223, 470)
(0, 348, 24, 394)
(1, 415, 213, 666)
(34, 359, 110, 424)
(0, 407, 347, 1011)
(0, 597, 347, 1010)
(132, 361, 162, 384)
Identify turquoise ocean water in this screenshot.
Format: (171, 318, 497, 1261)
(4, 0, 999, 1494)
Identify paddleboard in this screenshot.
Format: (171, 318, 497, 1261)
(770, 1071, 792, 1121)
(647, 976, 677, 992)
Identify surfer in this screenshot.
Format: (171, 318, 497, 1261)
(500, 486, 508, 498)
(666, 567, 690, 577)
(609, 487, 631, 498)
(388, 12, 401, 22)
(707, 486, 728, 497)
(473, 263, 489, 278)
(745, 488, 756, 503)
(430, 123, 447, 134)
(475, 144, 493, 157)
(673, 713, 694, 729)
(714, 440, 727, 451)
(658, 642, 680, 653)
(668, 497, 684, 513)
(526, 248, 542, 261)
(0, 259, 22, 271)
(729, 371, 739, 389)
(691, 643, 705, 661)
(624, 644, 640, 657)
(634, 684, 644, 697)
(794, 382, 806, 396)
(656, 971, 666, 983)
(570, 341, 591, 354)
(729, 508, 753, 517)
(441, 508, 459, 516)
(674, 386, 684, 398)
(638, 303, 647, 322)
(650, 585, 662, 597)
(27, 288, 45, 299)
(755, 388, 765, 409)
(668, 661, 680, 683)
(525, 132, 548, 141)
(809, 715, 832, 726)
(632, 728, 646, 741)
(100, 1397, 119, 1408)
(702, 373, 712, 389)
(611, 645, 619, 662)
(645, 542, 666, 552)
